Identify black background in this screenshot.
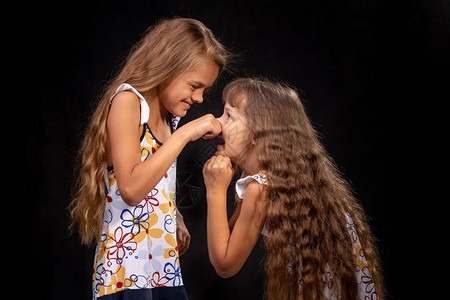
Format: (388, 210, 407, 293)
(24, 0, 449, 299)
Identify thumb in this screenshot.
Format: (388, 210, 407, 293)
(202, 119, 222, 139)
(223, 156, 236, 173)
(231, 161, 237, 174)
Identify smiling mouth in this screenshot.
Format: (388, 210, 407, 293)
(182, 100, 191, 109)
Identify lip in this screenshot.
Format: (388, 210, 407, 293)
(181, 100, 191, 110)
(217, 139, 225, 150)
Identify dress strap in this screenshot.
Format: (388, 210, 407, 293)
(110, 83, 150, 125)
(235, 172, 268, 236)
(235, 173, 267, 200)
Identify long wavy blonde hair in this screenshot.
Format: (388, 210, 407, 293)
(223, 78, 384, 300)
(70, 17, 229, 245)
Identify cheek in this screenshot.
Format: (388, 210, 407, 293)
(224, 125, 249, 151)
(165, 89, 186, 103)
(160, 80, 191, 102)
(221, 123, 233, 141)
(177, 87, 193, 100)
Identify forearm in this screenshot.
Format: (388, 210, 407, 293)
(117, 129, 189, 205)
(206, 189, 231, 271)
(228, 201, 241, 232)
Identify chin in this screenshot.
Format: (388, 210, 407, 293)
(172, 108, 187, 118)
(216, 149, 237, 161)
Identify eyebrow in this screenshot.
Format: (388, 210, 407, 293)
(224, 103, 238, 113)
(191, 81, 207, 87)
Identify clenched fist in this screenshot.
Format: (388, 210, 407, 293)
(203, 155, 236, 193)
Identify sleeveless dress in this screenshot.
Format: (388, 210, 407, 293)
(236, 173, 378, 300)
(92, 83, 187, 299)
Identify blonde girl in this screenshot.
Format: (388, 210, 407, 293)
(203, 78, 384, 299)
(70, 18, 228, 299)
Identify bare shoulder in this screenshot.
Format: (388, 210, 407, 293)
(244, 181, 265, 200)
(240, 181, 266, 215)
(108, 91, 141, 125)
(110, 91, 140, 109)
(236, 180, 266, 234)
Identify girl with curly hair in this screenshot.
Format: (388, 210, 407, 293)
(203, 78, 384, 299)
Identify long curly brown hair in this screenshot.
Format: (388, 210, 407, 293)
(223, 78, 384, 300)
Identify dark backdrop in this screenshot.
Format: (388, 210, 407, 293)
(25, 1, 449, 299)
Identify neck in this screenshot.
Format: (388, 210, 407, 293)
(144, 89, 169, 127)
(238, 152, 260, 176)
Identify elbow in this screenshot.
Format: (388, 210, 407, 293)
(118, 186, 144, 206)
(216, 269, 236, 278)
(208, 251, 243, 278)
(213, 264, 240, 278)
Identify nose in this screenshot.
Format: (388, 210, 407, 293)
(217, 116, 225, 128)
(192, 90, 203, 103)
(216, 118, 223, 136)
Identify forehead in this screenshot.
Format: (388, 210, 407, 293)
(224, 89, 247, 108)
(184, 59, 219, 86)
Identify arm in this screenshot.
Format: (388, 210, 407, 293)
(176, 209, 190, 256)
(203, 156, 266, 278)
(228, 198, 242, 232)
(108, 92, 221, 206)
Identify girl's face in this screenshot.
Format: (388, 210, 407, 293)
(216, 102, 252, 162)
(158, 58, 219, 117)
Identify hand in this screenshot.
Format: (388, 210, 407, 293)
(179, 114, 222, 142)
(176, 212, 190, 256)
(203, 155, 236, 193)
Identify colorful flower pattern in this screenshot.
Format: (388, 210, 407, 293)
(93, 116, 182, 299)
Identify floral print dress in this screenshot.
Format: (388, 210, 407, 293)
(92, 84, 187, 299)
(236, 173, 378, 300)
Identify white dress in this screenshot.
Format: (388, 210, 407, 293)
(92, 84, 187, 299)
